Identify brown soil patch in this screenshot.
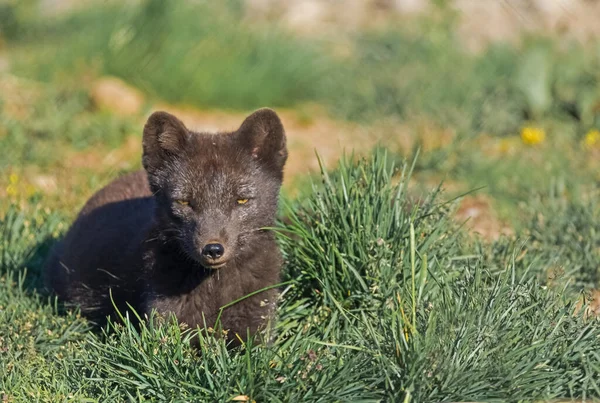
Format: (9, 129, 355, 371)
(65, 134, 142, 171)
(455, 195, 513, 241)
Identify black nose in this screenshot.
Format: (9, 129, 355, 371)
(202, 243, 224, 260)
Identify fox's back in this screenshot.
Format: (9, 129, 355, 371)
(44, 170, 154, 323)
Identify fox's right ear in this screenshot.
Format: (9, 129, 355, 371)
(142, 111, 189, 175)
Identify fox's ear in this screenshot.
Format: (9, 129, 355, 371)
(142, 111, 189, 175)
(237, 108, 287, 173)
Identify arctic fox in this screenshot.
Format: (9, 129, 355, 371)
(44, 108, 287, 345)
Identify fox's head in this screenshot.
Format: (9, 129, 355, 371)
(142, 108, 287, 269)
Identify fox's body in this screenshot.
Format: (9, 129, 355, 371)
(44, 109, 287, 345)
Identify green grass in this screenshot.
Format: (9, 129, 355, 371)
(518, 189, 600, 290)
(2, 151, 600, 401)
(0, 84, 135, 169)
(331, 29, 600, 131)
(0, 79, 140, 212)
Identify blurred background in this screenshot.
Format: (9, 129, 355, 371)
(1, 0, 600, 239)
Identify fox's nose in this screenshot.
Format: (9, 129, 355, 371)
(202, 243, 224, 260)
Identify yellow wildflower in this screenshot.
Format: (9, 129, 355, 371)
(5, 172, 36, 198)
(521, 126, 546, 146)
(6, 173, 17, 197)
(25, 184, 36, 198)
(6, 184, 18, 198)
(497, 137, 518, 155)
(584, 129, 600, 149)
(498, 139, 509, 152)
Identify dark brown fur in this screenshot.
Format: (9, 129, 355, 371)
(44, 108, 287, 345)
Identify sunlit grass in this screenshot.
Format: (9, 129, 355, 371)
(1, 151, 600, 401)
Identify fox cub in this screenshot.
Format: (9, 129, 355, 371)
(44, 108, 287, 345)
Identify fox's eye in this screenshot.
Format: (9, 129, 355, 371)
(176, 200, 189, 206)
(236, 198, 249, 205)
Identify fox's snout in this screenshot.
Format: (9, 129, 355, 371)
(193, 218, 232, 268)
(191, 212, 233, 265)
(196, 238, 229, 268)
(201, 243, 225, 260)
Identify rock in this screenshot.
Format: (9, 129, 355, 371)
(284, 0, 329, 33)
(31, 174, 58, 194)
(391, 0, 429, 14)
(0, 74, 41, 120)
(90, 76, 145, 116)
(0, 54, 9, 74)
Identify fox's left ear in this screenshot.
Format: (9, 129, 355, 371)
(237, 108, 287, 173)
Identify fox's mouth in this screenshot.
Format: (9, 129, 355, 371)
(185, 246, 230, 269)
(200, 260, 228, 270)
